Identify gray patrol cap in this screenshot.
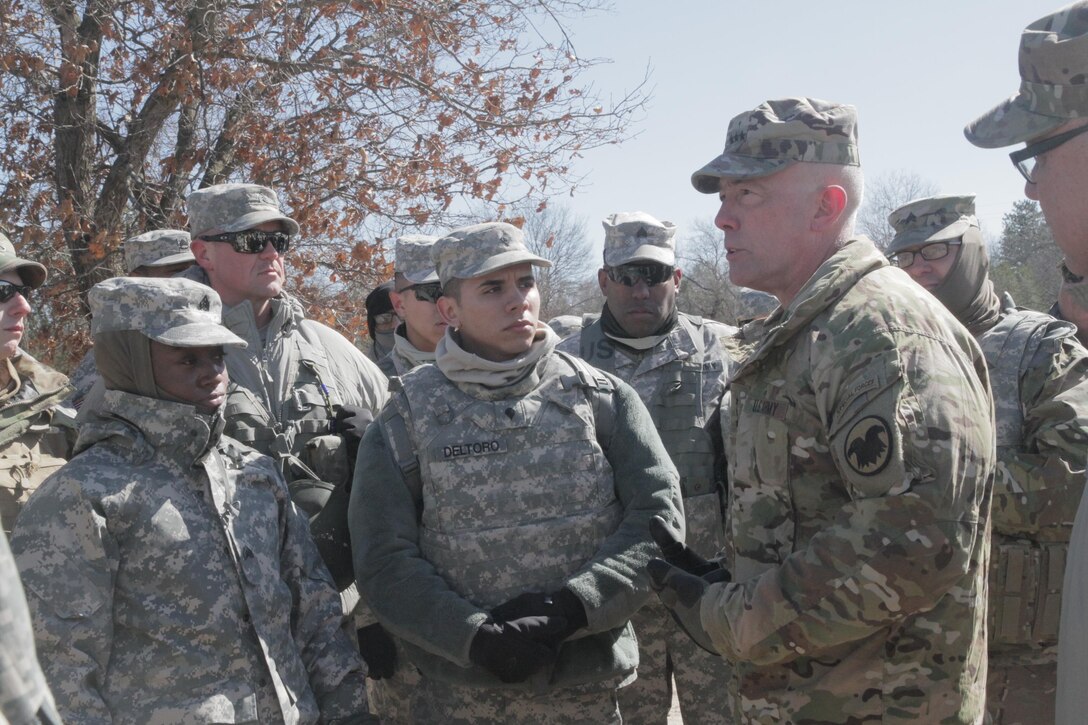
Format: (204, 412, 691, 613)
(187, 183, 300, 240)
(89, 277, 247, 349)
(124, 229, 195, 274)
(603, 212, 676, 267)
(886, 195, 979, 255)
(395, 234, 440, 284)
(0, 233, 46, 288)
(432, 222, 550, 287)
(691, 97, 860, 193)
(965, 2, 1088, 148)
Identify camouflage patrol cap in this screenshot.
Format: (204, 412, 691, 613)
(432, 222, 550, 287)
(187, 183, 300, 240)
(966, 2, 1088, 148)
(886, 195, 979, 255)
(394, 234, 440, 284)
(0, 233, 46, 288)
(89, 277, 247, 349)
(123, 229, 195, 274)
(602, 212, 677, 267)
(691, 97, 860, 192)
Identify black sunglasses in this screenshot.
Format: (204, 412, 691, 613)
(1009, 123, 1088, 184)
(202, 230, 292, 255)
(397, 282, 443, 303)
(605, 263, 674, 288)
(0, 281, 32, 303)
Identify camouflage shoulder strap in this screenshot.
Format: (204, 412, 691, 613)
(380, 381, 424, 515)
(554, 350, 615, 454)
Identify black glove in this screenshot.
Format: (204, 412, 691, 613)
(331, 405, 374, 462)
(491, 587, 587, 646)
(650, 515, 728, 579)
(468, 616, 568, 683)
(647, 558, 721, 656)
(357, 623, 397, 680)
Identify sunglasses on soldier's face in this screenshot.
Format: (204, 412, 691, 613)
(605, 263, 674, 288)
(201, 230, 292, 255)
(396, 282, 443, 303)
(0, 281, 32, 303)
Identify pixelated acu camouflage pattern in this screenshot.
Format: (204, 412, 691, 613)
(886, 194, 979, 255)
(410, 677, 621, 724)
(12, 390, 372, 723)
(432, 222, 550, 287)
(123, 229, 194, 274)
(966, 1, 1088, 148)
(0, 527, 60, 725)
(90, 276, 247, 349)
(394, 234, 440, 284)
(601, 212, 677, 267)
(558, 312, 736, 723)
(187, 182, 300, 238)
(0, 353, 73, 534)
(976, 298, 1088, 723)
(705, 238, 994, 723)
(352, 350, 684, 706)
(691, 98, 860, 192)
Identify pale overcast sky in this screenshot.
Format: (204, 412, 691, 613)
(560, 0, 1060, 257)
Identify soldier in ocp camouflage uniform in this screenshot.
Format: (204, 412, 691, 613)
(12, 276, 375, 724)
(886, 194, 1088, 724)
(350, 221, 684, 723)
(963, 3, 1088, 721)
(0, 233, 73, 534)
(556, 211, 735, 724)
(648, 97, 995, 723)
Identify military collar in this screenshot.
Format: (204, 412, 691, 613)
(86, 390, 223, 467)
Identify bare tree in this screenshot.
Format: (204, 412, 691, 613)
(676, 218, 739, 323)
(514, 203, 597, 320)
(857, 170, 939, 248)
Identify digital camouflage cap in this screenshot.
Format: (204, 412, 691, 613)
(89, 277, 247, 349)
(432, 222, 550, 287)
(886, 195, 979, 255)
(187, 183, 300, 239)
(691, 97, 860, 192)
(394, 234, 440, 285)
(965, 2, 1088, 148)
(124, 229, 195, 274)
(602, 212, 677, 267)
(0, 233, 46, 289)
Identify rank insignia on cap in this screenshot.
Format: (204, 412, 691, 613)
(198, 295, 210, 311)
(844, 416, 892, 476)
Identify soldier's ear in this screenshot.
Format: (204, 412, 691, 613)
(190, 239, 214, 270)
(597, 268, 609, 294)
(436, 294, 460, 330)
(811, 185, 848, 232)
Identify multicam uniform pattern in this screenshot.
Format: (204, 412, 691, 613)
(12, 390, 372, 724)
(0, 352, 73, 533)
(558, 312, 736, 724)
(706, 239, 995, 723)
(979, 299, 1088, 723)
(351, 351, 684, 723)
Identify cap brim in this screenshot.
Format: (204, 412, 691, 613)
(139, 251, 196, 270)
(0, 258, 47, 288)
(402, 269, 440, 285)
(198, 210, 301, 238)
(148, 323, 247, 349)
(604, 245, 676, 267)
(964, 95, 1068, 149)
(691, 154, 793, 193)
(886, 220, 975, 254)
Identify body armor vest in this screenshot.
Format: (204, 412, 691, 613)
(577, 314, 726, 553)
(392, 352, 622, 609)
(978, 304, 1076, 650)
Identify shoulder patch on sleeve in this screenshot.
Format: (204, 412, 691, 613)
(844, 415, 893, 476)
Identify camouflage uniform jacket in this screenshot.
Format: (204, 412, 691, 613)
(707, 238, 995, 723)
(11, 390, 371, 724)
(0, 527, 60, 725)
(0, 352, 73, 533)
(350, 352, 684, 691)
(977, 299, 1088, 655)
(181, 267, 388, 491)
(557, 311, 736, 555)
